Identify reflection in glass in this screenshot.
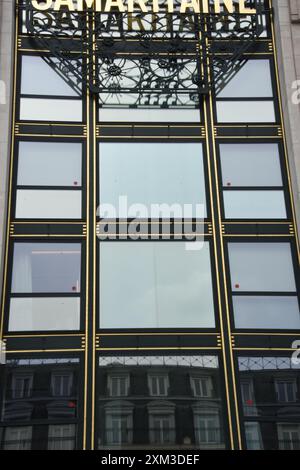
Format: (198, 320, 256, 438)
(216, 101, 275, 123)
(15, 190, 82, 219)
(228, 243, 296, 292)
(100, 242, 215, 328)
(17, 142, 82, 187)
(1, 358, 79, 426)
(11, 243, 81, 294)
(219, 143, 282, 187)
(0, 425, 76, 450)
(100, 143, 206, 218)
(97, 355, 226, 449)
(233, 296, 300, 330)
(99, 108, 201, 123)
(9, 297, 81, 332)
(238, 356, 300, 450)
(223, 190, 286, 219)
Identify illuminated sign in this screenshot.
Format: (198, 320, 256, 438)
(31, 0, 257, 14)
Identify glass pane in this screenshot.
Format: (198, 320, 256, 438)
(20, 98, 82, 122)
(223, 191, 286, 219)
(100, 143, 206, 218)
(21, 56, 78, 97)
(100, 242, 215, 328)
(11, 243, 81, 293)
(238, 356, 300, 450)
(1, 357, 79, 424)
(233, 296, 300, 329)
(97, 355, 226, 449)
(220, 143, 282, 187)
(15, 190, 82, 219)
(218, 60, 273, 98)
(216, 101, 275, 123)
(9, 297, 81, 331)
(99, 108, 201, 123)
(228, 243, 296, 292)
(17, 142, 82, 187)
(48, 424, 76, 450)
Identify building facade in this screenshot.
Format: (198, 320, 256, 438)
(0, 0, 299, 450)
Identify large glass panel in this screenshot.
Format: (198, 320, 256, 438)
(100, 143, 206, 218)
(1, 357, 80, 423)
(99, 108, 201, 123)
(21, 56, 78, 97)
(219, 143, 282, 187)
(15, 190, 82, 219)
(20, 98, 82, 122)
(9, 297, 81, 332)
(216, 101, 275, 123)
(238, 356, 300, 450)
(223, 191, 286, 219)
(100, 242, 215, 328)
(233, 296, 300, 329)
(0, 425, 76, 450)
(97, 355, 227, 449)
(11, 243, 81, 293)
(218, 60, 273, 98)
(17, 142, 82, 187)
(228, 243, 296, 292)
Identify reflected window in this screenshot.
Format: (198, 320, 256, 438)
(277, 424, 300, 450)
(97, 355, 226, 450)
(2, 426, 32, 450)
(190, 376, 213, 398)
(275, 380, 297, 403)
(148, 375, 169, 397)
(100, 242, 215, 329)
(99, 143, 207, 219)
(108, 375, 130, 397)
(48, 424, 76, 451)
(238, 356, 300, 450)
(11, 374, 33, 399)
(51, 372, 73, 397)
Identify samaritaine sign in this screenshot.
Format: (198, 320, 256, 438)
(31, 0, 257, 14)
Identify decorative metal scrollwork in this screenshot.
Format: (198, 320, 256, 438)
(18, 0, 268, 108)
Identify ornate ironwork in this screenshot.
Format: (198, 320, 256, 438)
(18, 0, 268, 108)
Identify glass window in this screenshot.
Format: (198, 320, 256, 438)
(48, 424, 76, 451)
(11, 243, 81, 293)
(238, 356, 300, 450)
(190, 376, 213, 398)
(97, 355, 226, 450)
(17, 142, 82, 187)
(20, 98, 82, 122)
(218, 60, 273, 98)
(232, 296, 300, 330)
(2, 426, 32, 450)
(108, 375, 130, 397)
(9, 297, 80, 332)
(219, 143, 282, 187)
(228, 243, 296, 292)
(99, 108, 201, 123)
(21, 56, 78, 97)
(99, 143, 207, 218)
(216, 101, 276, 123)
(15, 189, 82, 219)
(223, 190, 286, 219)
(99, 242, 215, 328)
(1, 357, 80, 423)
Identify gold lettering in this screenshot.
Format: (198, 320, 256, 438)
(180, 0, 200, 13)
(54, 0, 75, 11)
(239, 0, 256, 14)
(104, 0, 125, 12)
(127, 0, 149, 13)
(77, 0, 102, 10)
(214, 0, 234, 14)
(31, 0, 52, 10)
